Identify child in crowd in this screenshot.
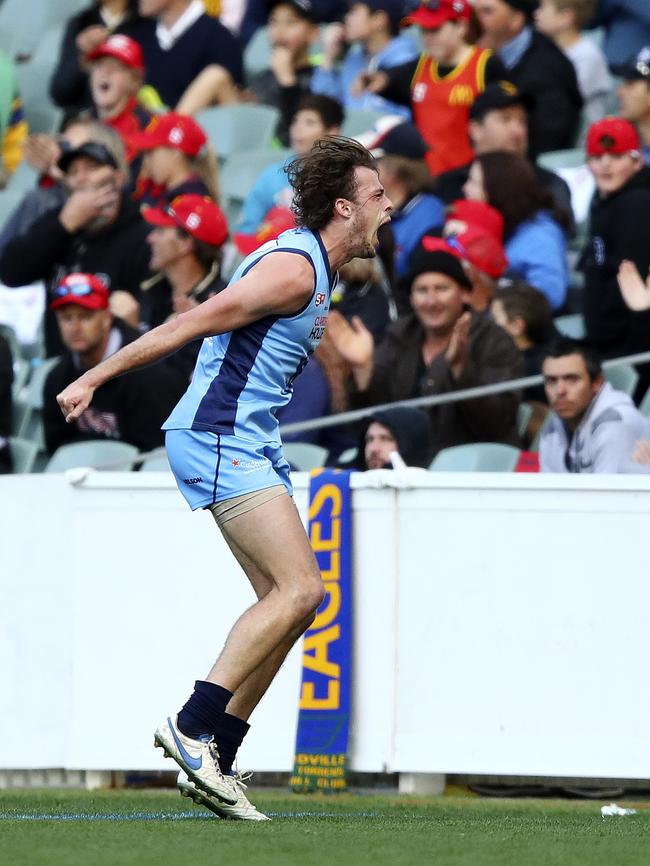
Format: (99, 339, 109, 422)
(534, 0, 611, 125)
(311, 0, 418, 118)
(248, 0, 321, 146)
(132, 113, 219, 208)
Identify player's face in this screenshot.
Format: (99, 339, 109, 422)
(348, 166, 392, 258)
(55, 305, 112, 355)
(472, 106, 528, 156)
(462, 161, 487, 202)
(289, 109, 331, 155)
(268, 6, 317, 57)
(147, 225, 189, 270)
(587, 151, 641, 196)
(419, 21, 465, 63)
(543, 354, 601, 426)
(364, 421, 398, 470)
(617, 79, 650, 123)
(410, 272, 466, 335)
(90, 57, 140, 115)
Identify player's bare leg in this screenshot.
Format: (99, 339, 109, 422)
(204, 492, 324, 692)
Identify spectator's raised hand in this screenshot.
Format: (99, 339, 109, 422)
(321, 23, 346, 70)
(618, 260, 650, 311)
(24, 134, 62, 177)
(270, 46, 297, 86)
(326, 310, 374, 391)
(352, 70, 388, 96)
(445, 310, 471, 380)
(76, 25, 110, 59)
(59, 167, 121, 232)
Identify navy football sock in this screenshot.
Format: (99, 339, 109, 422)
(212, 713, 250, 776)
(177, 680, 233, 739)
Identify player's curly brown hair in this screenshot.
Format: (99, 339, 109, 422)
(286, 136, 377, 232)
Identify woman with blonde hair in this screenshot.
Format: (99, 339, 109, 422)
(131, 112, 220, 207)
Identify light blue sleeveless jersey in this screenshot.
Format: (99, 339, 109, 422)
(162, 227, 335, 443)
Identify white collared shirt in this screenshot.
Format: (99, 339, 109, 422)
(156, 0, 205, 51)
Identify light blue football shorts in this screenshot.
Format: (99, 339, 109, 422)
(165, 428, 293, 511)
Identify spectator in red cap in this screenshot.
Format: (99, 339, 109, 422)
(580, 116, 650, 398)
(327, 241, 523, 455)
(131, 112, 219, 207)
(473, 0, 582, 156)
(356, 0, 506, 175)
(87, 34, 155, 168)
(140, 194, 229, 351)
(50, 0, 149, 122)
(42, 271, 185, 457)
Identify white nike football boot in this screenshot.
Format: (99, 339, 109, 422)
(154, 716, 237, 805)
(177, 769, 270, 821)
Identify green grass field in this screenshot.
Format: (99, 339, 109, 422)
(1, 788, 649, 866)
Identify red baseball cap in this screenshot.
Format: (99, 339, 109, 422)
(87, 34, 145, 72)
(452, 226, 508, 278)
(447, 199, 504, 242)
(51, 273, 110, 311)
(233, 206, 296, 256)
(131, 113, 207, 157)
(143, 195, 229, 246)
(406, 0, 471, 29)
(585, 117, 641, 157)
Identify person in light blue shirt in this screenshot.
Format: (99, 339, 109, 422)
(463, 151, 570, 310)
(235, 93, 344, 236)
(311, 0, 418, 118)
(55, 136, 393, 823)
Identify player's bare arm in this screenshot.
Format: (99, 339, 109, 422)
(57, 252, 315, 422)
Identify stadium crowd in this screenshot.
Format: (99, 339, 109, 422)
(2, 0, 650, 474)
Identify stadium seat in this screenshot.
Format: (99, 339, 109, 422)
(8, 435, 39, 473)
(220, 148, 292, 227)
(603, 363, 639, 396)
(0, 186, 25, 232)
(243, 26, 272, 79)
(15, 26, 65, 133)
(45, 440, 140, 473)
(138, 451, 172, 472)
(196, 105, 280, 161)
(341, 109, 391, 139)
(553, 313, 586, 339)
(14, 355, 60, 446)
(517, 402, 533, 439)
(537, 148, 585, 172)
(429, 442, 521, 472)
(283, 442, 329, 471)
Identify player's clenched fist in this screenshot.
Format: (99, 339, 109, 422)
(57, 380, 96, 423)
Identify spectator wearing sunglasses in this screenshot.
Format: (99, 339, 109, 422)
(0, 138, 153, 357)
(42, 272, 185, 458)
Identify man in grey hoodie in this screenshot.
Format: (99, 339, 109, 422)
(539, 338, 647, 473)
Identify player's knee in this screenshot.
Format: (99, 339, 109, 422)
(288, 579, 325, 622)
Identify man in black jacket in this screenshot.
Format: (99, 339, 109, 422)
(42, 272, 184, 457)
(580, 117, 650, 399)
(474, 0, 582, 156)
(0, 141, 153, 356)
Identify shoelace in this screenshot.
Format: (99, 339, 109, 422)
(207, 740, 227, 777)
(232, 768, 254, 791)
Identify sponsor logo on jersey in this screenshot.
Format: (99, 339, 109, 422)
(315, 292, 326, 306)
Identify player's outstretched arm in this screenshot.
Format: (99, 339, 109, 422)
(57, 252, 315, 423)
